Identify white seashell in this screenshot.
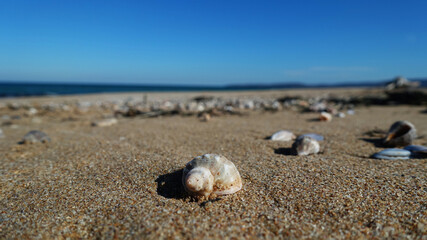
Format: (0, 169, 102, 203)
(182, 154, 242, 197)
(270, 130, 296, 141)
(92, 118, 118, 127)
(384, 121, 416, 147)
(319, 112, 332, 122)
(292, 136, 320, 156)
(347, 109, 355, 115)
(372, 148, 411, 160)
(336, 112, 346, 118)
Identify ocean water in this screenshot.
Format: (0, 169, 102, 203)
(1, 79, 425, 98)
(0, 82, 224, 97)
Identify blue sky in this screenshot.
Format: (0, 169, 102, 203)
(0, 0, 426, 85)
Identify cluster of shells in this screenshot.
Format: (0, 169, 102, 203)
(0, 95, 356, 124)
(373, 120, 426, 160)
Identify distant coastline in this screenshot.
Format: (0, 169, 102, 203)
(0, 78, 426, 98)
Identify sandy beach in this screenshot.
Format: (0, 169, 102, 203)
(0, 89, 426, 239)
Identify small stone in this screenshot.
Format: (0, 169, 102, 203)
(91, 118, 118, 127)
(22, 130, 51, 144)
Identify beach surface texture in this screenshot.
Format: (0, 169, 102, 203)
(0, 89, 426, 239)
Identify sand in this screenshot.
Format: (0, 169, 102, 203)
(0, 89, 426, 239)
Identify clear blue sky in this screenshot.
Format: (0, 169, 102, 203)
(1, 0, 426, 85)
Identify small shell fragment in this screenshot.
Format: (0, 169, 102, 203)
(270, 130, 296, 141)
(319, 112, 332, 122)
(182, 154, 242, 197)
(92, 118, 118, 127)
(372, 148, 411, 160)
(199, 113, 211, 122)
(384, 121, 416, 147)
(22, 130, 51, 144)
(292, 136, 320, 156)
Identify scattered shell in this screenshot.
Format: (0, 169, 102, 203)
(292, 136, 320, 156)
(297, 133, 324, 141)
(336, 112, 346, 118)
(182, 154, 242, 197)
(319, 112, 332, 122)
(199, 113, 211, 122)
(270, 130, 296, 141)
(22, 130, 51, 144)
(404, 145, 427, 155)
(32, 117, 43, 124)
(372, 148, 411, 160)
(92, 118, 118, 127)
(384, 121, 416, 147)
(347, 109, 355, 115)
(27, 107, 38, 116)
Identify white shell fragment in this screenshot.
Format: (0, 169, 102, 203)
(336, 112, 346, 118)
(270, 130, 296, 141)
(372, 149, 411, 160)
(319, 112, 332, 122)
(292, 136, 320, 156)
(182, 154, 242, 197)
(384, 121, 416, 147)
(91, 118, 118, 127)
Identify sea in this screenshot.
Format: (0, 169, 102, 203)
(0, 79, 426, 98)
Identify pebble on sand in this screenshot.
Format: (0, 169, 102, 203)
(22, 130, 51, 144)
(91, 118, 118, 127)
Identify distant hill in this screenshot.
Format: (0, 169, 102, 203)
(226, 78, 427, 89)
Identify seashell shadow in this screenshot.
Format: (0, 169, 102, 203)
(359, 138, 386, 147)
(306, 118, 321, 122)
(155, 169, 187, 200)
(274, 147, 295, 155)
